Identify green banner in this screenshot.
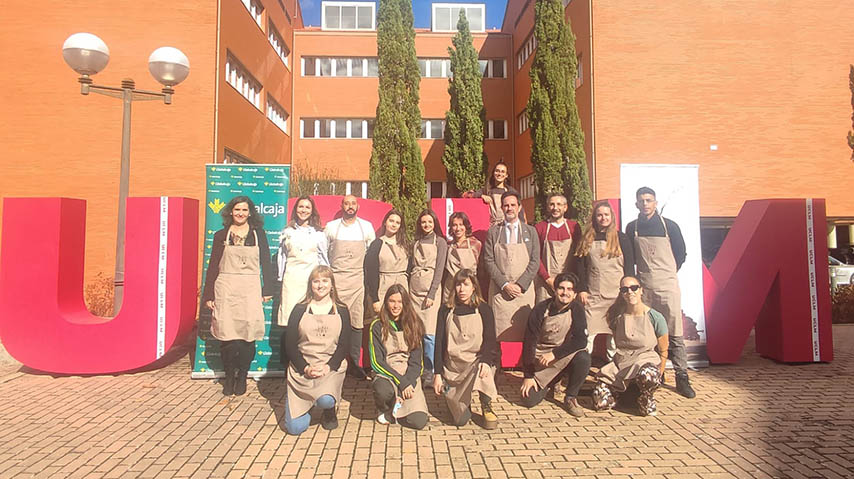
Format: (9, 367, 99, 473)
(191, 164, 290, 378)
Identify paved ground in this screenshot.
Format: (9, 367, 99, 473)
(0, 326, 852, 479)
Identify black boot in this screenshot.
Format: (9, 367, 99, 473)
(234, 368, 248, 396)
(222, 369, 235, 396)
(675, 373, 696, 399)
(220, 342, 235, 396)
(321, 407, 339, 430)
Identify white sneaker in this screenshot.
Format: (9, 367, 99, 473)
(376, 412, 392, 425)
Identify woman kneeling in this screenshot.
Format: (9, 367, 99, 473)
(369, 285, 429, 430)
(433, 269, 499, 429)
(284, 266, 349, 434)
(593, 275, 668, 416)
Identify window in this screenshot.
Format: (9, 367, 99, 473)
(266, 95, 289, 134)
(223, 148, 255, 164)
(420, 119, 445, 139)
(480, 59, 506, 78)
(518, 110, 529, 134)
(517, 34, 538, 70)
(485, 120, 507, 140)
(302, 57, 380, 77)
(241, 0, 264, 28)
(300, 118, 375, 139)
(518, 174, 536, 200)
(225, 53, 262, 110)
(575, 54, 583, 88)
(432, 3, 485, 32)
(322, 1, 375, 30)
(268, 21, 290, 67)
(418, 58, 452, 78)
(427, 181, 447, 199)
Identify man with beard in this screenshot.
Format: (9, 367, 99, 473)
(533, 194, 581, 304)
(324, 195, 376, 378)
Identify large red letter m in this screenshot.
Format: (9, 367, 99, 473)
(707, 199, 833, 363)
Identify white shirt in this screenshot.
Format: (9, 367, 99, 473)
(504, 219, 520, 244)
(324, 217, 376, 246)
(277, 224, 329, 280)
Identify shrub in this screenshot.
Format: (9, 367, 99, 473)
(85, 272, 115, 317)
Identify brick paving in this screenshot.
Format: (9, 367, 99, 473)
(1, 326, 853, 479)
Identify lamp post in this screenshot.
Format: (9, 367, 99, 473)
(62, 33, 190, 315)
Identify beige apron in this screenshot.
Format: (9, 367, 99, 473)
(584, 239, 625, 336)
(534, 222, 574, 304)
(278, 228, 321, 326)
(489, 225, 535, 341)
(488, 191, 505, 226)
(634, 216, 683, 337)
(286, 308, 347, 418)
(377, 239, 409, 304)
(410, 235, 441, 334)
(329, 221, 368, 329)
(442, 238, 478, 304)
(598, 311, 660, 391)
(212, 230, 266, 342)
(441, 308, 498, 423)
(532, 305, 580, 388)
(374, 328, 429, 418)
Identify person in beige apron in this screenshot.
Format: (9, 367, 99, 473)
(574, 201, 636, 360)
(482, 192, 540, 345)
(520, 272, 591, 417)
(202, 196, 274, 396)
(277, 196, 328, 327)
(323, 195, 375, 380)
(369, 284, 429, 429)
(628, 186, 695, 399)
(366, 209, 409, 316)
(443, 212, 482, 304)
(284, 266, 349, 434)
(533, 194, 578, 304)
(593, 276, 669, 416)
(432, 269, 499, 428)
(409, 209, 448, 384)
(480, 161, 525, 226)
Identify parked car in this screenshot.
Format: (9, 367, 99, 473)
(829, 256, 854, 290)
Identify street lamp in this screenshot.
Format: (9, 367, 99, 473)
(62, 32, 190, 315)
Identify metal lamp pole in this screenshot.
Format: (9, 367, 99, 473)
(63, 34, 190, 315)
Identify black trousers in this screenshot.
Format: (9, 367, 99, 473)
(372, 378, 428, 430)
(522, 350, 591, 408)
(221, 340, 255, 373)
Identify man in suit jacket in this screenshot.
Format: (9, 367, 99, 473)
(482, 191, 540, 344)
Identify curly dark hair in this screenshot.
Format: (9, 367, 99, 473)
(447, 211, 473, 238)
(221, 196, 264, 229)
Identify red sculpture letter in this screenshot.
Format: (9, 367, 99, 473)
(707, 199, 832, 363)
(0, 197, 199, 374)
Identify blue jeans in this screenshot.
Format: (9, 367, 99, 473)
(423, 334, 435, 374)
(284, 394, 336, 435)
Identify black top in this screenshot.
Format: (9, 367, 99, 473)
(285, 303, 350, 374)
(433, 303, 498, 373)
(575, 231, 636, 292)
(364, 238, 409, 303)
(202, 226, 275, 303)
(369, 319, 423, 393)
(522, 299, 588, 378)
(625, 213, 687, 271)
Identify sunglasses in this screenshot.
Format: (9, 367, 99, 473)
(619, 285, 641, 294)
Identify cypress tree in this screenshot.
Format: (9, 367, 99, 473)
(848, 65, 854, 161)
(442, 10, 486, 194)
(370, 0, 426, 237)
(527, 0, 592, 223)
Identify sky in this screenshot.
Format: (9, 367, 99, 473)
(297, 0, 510, 30)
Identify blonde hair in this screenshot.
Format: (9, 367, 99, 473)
(575, 201, 622, 259)
(299, 265, 342, 312)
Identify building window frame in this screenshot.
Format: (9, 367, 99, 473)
(432, 3, 486, 33)
(321, 1, 376, 31)
(518, 174, 536, 200)
(268, 20, 290, 68)
(518, 110, 529, 135)
(516, 34, 537, 70)
(485, 120, 508, 140)
(266, 95, 290, 134)
(225, 52, 263, 111)
(223, 148, 255, 164)
(420, 119, 445, 140)
(300, 118, 375, 139)
(241, 0, 264, 29)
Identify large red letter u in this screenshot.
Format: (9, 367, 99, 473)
(0, 197, 199, 374)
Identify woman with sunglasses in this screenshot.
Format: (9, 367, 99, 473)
(592, 276, 669, 416)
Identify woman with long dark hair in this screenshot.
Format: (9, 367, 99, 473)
(284, 265, 349, 434)
(443, 211, 482, 304)
(574, 201, 635, 358)
(480, 161, 522, 226)
(202, 196, 275, 396)
(592, 275, 668, 416)
(278, 195, 328, 326)
(408, 209, 447, 385)
(369, 284, 428, 429)
(433, 269, 499, 429)
(365, 209, 410, 316)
